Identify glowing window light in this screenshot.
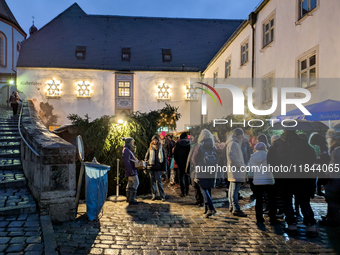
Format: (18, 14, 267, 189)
(46, 78, 61, 97)
(76, 81, 92, 97)
(157, 83, 171, 100)
(185, 84, 198, 100)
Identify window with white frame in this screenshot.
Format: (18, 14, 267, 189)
(0, 33, 6, 66)
(262, 75, 274, 103)
(298, 0, 317, 20)
(225, 58, 231, 78)
(263, 18, 274, 47)
(241, 41, 248, 66)
(213, 70, 218, 86)
(118, 81, 131, 97)
(299, 53, 316, 88)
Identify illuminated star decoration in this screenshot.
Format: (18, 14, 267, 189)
(77, 81, 91, 97)
(46, 78, 61, 96)
(185, 84, 199, 100)
(157, 83, 171, 99)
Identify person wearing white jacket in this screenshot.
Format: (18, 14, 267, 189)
(249, 142, 277, 225)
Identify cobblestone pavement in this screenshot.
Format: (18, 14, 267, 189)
(53, 184, 340, 255)
(0, 107, 44, 255)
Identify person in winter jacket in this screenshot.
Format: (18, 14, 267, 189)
(267, 129, 317, 236)
(192, 129, 218, 217)
(174, 132, 191, 197)
(122, 137, 139, 204)
(159, 131, 173, 181)
(309, 132, 331, 196)
(320, 124, 340, 226)
(249, 142, 276, 224)
(9, 91, 22, 115)
(226, 128, 247, 217)
(145, 135, 167, 201)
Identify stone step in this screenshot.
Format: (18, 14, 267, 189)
(0, 136, 21, 142)
(0, 121, 19, 125)
(0, 188, 36, 216)
(0, 148, 20, 158)
(0, 131, 20, 135)
(0, 126, 18, 130)
(0, 141, 21, 149)
(0, 158, 22, 170)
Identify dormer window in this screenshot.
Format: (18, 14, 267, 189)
(122, 47, 131, 61)
(162, 49, 172, 62)
(75, 46, 86, 59)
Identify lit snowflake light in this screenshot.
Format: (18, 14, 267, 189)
(77, 81, 91, 97)
(46, 79, 61, 97)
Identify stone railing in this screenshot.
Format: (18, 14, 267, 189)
(20, 100, 76, 222)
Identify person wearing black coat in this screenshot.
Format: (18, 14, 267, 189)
(309, 132, 331, 196)
(267, 129, 317, 235)
(174, 132, 191, 197)
(145, 135, 167, 201)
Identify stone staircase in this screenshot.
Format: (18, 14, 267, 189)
(0, 109, 37, 216)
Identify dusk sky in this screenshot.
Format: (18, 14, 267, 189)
(7, 0, 259, 36)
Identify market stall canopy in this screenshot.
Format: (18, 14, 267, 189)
(275, 99, 340, 121)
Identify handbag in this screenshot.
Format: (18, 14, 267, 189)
(129, 150, 146, 170)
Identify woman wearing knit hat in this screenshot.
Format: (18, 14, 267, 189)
(249, 142, 277, 225)
(145, 135, 167, 201)
(122, 137, 139, 204)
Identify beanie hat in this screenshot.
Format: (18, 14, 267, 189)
(254, 142, 266, 151)
(152, 135, 159, 141)
(232, 128, 244, 137)
(122, 137, 133, 145)
(180, 132, 188, 139)
(160, 131, 166, 137)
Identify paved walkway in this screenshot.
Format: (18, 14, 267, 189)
(53, 184, 340, 255)
(0, 107, 44, 255)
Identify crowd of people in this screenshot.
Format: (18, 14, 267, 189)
(122, 124, 340, 237)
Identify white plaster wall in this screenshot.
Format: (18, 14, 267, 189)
(0, 21, 13, 73)
(17, 68, 115, 125)
(13, 28, 24, 70)
(203, 25, 253, 122)
(134, 71, 201, 132)
(203, 0, 340, 121)
(17, 68, 200, 131)
(0, 21, 25, 73)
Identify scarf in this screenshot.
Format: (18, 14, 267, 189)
(149, 144, 163, 165)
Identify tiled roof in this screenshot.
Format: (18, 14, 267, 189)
(17, 3, 244, 72)
(0, 0, 26, 36)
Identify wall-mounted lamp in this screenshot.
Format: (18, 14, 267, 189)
(76, 81, 92, 97)
(157, 83, 171, 100)
(185, 84, 198, 100)
(46, 78, 61, 97)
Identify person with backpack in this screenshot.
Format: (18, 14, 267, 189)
(145, 135, 167, 201)
(192, 129, 218, 218)
(174, 132, 191, 197)
(9, 91, 22, 115)
(122, 137, 139, 205)
(226, 128, 247, 217)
